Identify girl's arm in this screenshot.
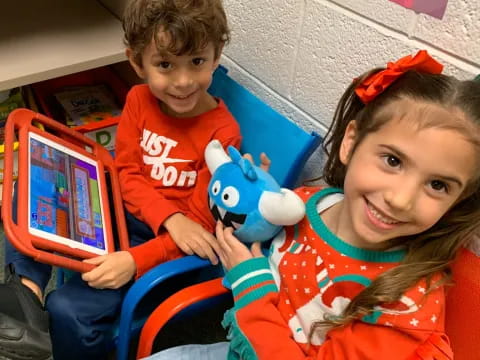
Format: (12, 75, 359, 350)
(223, 257, 452, 360)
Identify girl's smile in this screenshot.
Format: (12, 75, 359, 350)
(364, 197, 403, 229)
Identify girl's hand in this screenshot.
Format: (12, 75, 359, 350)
(215, 221, 263, 270)
(81, 251, 136, 289)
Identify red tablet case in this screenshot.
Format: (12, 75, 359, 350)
(2, 108, 129, 272)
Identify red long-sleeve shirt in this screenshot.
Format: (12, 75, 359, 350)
(115, 85, 241, 276)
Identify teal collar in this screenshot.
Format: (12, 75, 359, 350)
(306, 188, 406, 263)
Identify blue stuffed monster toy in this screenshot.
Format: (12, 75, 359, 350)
(205, 140, 305, 244)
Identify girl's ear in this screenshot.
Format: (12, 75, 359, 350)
(126, 48, 146, 79)
(339, 120, 357, 165)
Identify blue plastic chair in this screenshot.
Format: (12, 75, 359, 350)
(115, 66, 320, 360)
(209, 66, 320, 188)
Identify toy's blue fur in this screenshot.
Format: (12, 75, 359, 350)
(208, 146, 283, 243)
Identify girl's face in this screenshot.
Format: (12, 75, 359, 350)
(333, 113, 477, 250)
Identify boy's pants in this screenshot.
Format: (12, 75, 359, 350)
(5, 199, 154, 360)
(143, 342, 230, 360)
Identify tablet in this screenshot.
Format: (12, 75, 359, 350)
(28, 131, 108, 255)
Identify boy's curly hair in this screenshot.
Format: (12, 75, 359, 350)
(123, 0, 230, 64)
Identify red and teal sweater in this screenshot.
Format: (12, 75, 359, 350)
(222, 187, 452, 359)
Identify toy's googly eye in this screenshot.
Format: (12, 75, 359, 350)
(211, 180, 221, 195)
(221, 186, 239, 207)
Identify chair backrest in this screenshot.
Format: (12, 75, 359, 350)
(445, 247, 480, 359)
(208, 66, 321, 188)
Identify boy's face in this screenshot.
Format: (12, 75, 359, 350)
(128, 33, 221, 118)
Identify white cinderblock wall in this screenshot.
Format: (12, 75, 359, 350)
(221, 0, 480, 180)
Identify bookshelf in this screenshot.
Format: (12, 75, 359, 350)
(0, 0, 127, 91)
(0, 0, 132, 207)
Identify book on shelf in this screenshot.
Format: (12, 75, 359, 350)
(54, 84, 121, 127)
(0, 88, 26, 145)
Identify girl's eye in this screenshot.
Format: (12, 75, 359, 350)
(158, 61, 172, 70)
(384, 155, 401, 168)
(192, 58, 205, 66)
(430, 180, 448, 193)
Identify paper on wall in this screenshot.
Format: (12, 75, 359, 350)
(389, 0, 448, 20)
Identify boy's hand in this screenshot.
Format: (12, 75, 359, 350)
(164, 213, 219, 265)
(243, 152, 271, 172)
(81, 251, 136, 289)
(215, 221, 263, 270)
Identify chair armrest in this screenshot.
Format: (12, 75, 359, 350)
(136, 277, 229, 359)
(116, 255, 211, 360)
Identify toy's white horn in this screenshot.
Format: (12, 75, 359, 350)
(205, 140, 231, 174)
(259, 189, 305, 226)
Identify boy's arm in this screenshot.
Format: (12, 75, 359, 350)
(126, 230, 184, 278)
(126, 134, 242, 278)
(115, 97, 184, 278)
(223, 259, 453, 360)
(119, 102, 241, 277)
(115, 88, 183, 235)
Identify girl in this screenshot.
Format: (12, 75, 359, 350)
(147, 50, 480, 359)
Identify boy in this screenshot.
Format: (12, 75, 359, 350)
(0, 1, 240, 359)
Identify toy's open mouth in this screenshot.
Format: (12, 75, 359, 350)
(209, 197, 246, 230)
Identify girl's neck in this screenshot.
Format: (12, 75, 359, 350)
(321, 199, 391, 251)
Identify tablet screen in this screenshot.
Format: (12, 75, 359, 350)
(28, 132, 108, 255)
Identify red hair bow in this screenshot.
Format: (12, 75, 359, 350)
(355, 50, 444, 103)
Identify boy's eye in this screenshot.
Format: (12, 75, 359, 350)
(430, 180, 448, 193)
(384, 155, 401, 167)
(158, 61, 172, 69)
(192, 58, 205, 66)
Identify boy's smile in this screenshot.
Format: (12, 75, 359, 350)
(163, 88, 201, 114)
(128, 33, 221, 118)
(322, 105, 477, 250)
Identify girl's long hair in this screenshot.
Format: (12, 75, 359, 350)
(311, 70, 480, 336)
